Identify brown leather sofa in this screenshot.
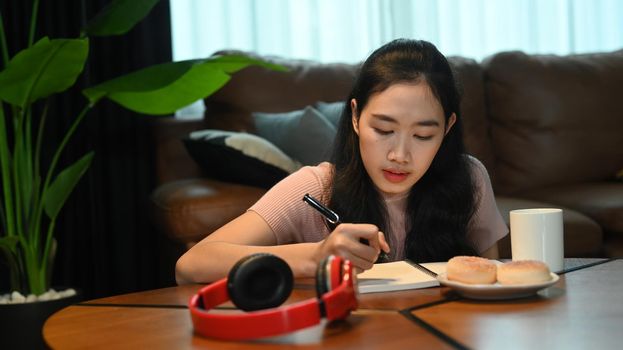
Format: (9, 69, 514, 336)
(150, 49, 623, 259)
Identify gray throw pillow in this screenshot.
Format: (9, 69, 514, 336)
(253, 106, 336, 165)
(315, 101, 345, 127)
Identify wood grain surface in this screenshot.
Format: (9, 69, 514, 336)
(43, 258, 615, 349)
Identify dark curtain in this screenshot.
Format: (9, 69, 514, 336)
(1, 0, 177, 299)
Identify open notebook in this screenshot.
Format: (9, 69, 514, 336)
(357, 260, 447, 294)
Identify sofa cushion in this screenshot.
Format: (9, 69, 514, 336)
(495, 196, 603, 258)
(253, 106, 336, 165)
(315, 101, 344, 127)
(447, 56, 496, 174)
(484, 50, 623, 195)
(522, 182, 623, 234)
(183, 129, 301, 189)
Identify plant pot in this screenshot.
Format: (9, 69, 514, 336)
(0, 288, 82, 350)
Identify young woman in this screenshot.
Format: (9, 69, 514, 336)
(175, 39, 508, 284)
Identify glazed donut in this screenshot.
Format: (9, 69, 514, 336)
(497, 260, 551, 285)
(446, 256, 497, 285)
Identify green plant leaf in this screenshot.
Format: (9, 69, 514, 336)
(0, 37, 88, 108)
(0, 236, 19, 253)
(43, 152, 94, 219)
(83, 59, 196, 106)
(0, 236, 20, 287)
(203, 54, 288, 74)
(82, 55, 287, 115)
(87, 63, 230, 115)
(84, 0, 160, 37)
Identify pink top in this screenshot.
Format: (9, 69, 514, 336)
(249, 157, 508, 261)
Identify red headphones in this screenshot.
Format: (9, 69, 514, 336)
(189, 253, 358, 340)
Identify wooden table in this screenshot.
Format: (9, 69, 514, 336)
(43, 259, 620, 349)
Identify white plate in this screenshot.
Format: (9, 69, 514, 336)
(436, 273, 559, 300)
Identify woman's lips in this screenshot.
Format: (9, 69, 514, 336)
(382, 169, 409, 183)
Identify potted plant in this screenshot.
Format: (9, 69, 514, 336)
(0, 0, 283, 347)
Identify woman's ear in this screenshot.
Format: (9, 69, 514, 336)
(351, 99, 360, 135)
(445, 113, 457, 136)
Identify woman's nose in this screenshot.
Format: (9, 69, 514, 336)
(387, 139, 410, 163)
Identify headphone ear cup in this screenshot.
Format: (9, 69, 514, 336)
(315, 255, 338, 298)
(227, 253, 293, 311)
(315, 257, 327, 298)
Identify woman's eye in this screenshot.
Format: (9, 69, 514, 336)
(414, 135, 434, 141)
(374, 128, 393, 135)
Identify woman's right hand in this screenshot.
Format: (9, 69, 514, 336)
(314, 223, 390, 271)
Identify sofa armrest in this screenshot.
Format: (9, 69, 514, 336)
(521, 182, 623, 235)
(151, 178, 266, 245)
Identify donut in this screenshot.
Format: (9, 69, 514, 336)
(497, 260, 551, 285)
(446, 256, 497, 285)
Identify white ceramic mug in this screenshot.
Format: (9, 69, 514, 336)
(510, 208, 564, 272)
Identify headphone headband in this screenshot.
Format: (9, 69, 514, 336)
(189, 256, 357, 340)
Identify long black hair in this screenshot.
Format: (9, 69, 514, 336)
(328, 39, 478, 262)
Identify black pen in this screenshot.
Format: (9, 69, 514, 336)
(302, 193, 340, 225)
(302, 193, 389, 262)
